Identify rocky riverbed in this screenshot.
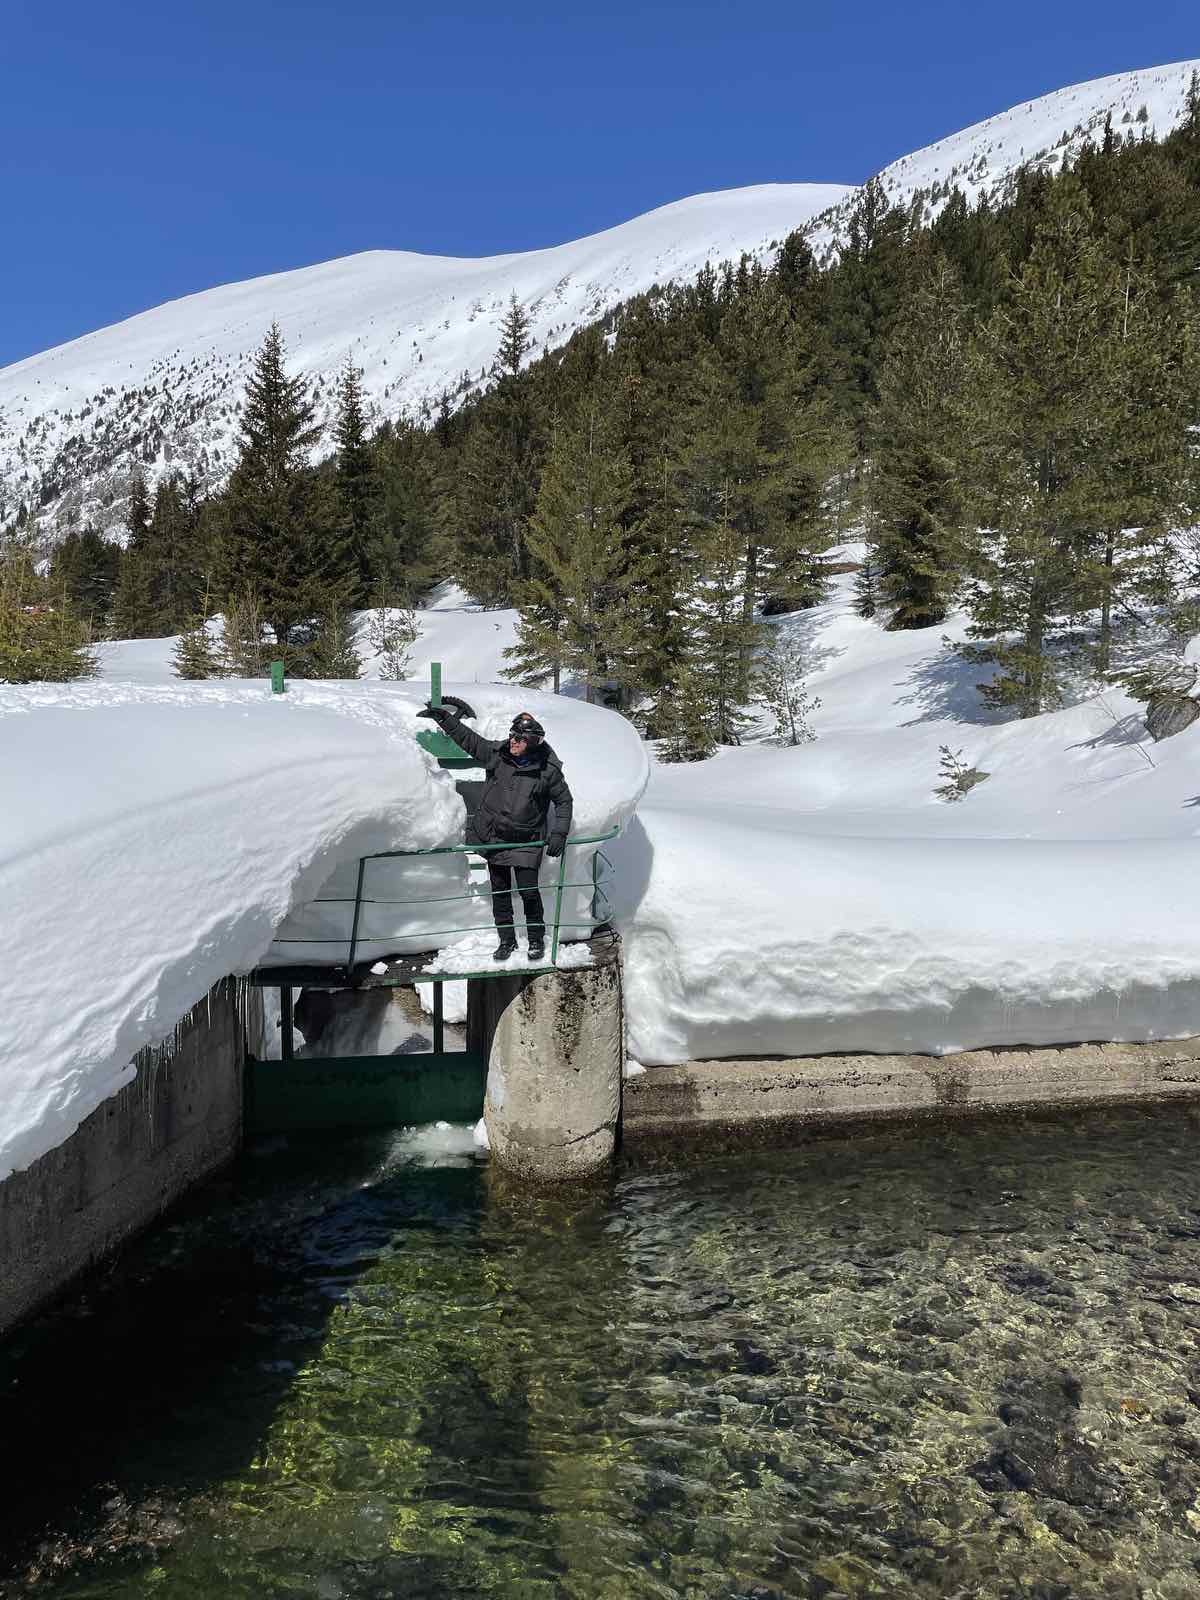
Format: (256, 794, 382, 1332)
(6, 1106, 1200, 1597)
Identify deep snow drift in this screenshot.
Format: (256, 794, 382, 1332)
(0, 677, 646, 1179)
(11, 569, 1200, 1177)
(615, 574, 1200, 1063)
(97, 576, 1200, 1069)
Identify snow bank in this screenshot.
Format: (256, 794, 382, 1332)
(27, 571, 1200, 1168)
(0, 678, 646, 1178)
(94, 588, 522, 692)
(616, 582, 1200, 1062)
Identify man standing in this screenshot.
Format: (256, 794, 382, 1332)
(418, 704, 573, 962)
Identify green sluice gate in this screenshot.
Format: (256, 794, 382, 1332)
(245, 1050, 487, 1133)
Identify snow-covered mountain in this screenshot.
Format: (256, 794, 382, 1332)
(0, 185, 847, 537)
(3, 58, 1197, 538)
(808, 58, 1200, 256)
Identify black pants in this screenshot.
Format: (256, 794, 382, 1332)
(488, 863, 544, 941)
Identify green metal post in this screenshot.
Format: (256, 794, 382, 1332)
(549, 844, 569, 965)
(270, 660, 285, 694)
(430, 661, 442, 708)
(433, 982, 444, 1054)
(346, 857, 368, 976)
(280, 987, 294, 1060)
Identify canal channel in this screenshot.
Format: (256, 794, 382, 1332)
(5, 1105, 1200, 1598)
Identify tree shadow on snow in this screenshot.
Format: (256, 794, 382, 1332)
(895, 644, 1009, 728)
(1067, 713, 1151, 753)
(762, 608, 847, 675)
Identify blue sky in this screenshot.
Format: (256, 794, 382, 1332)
(1, 0, 1195, 367)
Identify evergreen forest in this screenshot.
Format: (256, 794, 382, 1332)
(5, 84, 1200, 755)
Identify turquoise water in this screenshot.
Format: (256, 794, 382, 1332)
(6, 1108, 1200, 1598)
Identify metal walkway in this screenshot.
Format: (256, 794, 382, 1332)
(244, 832, 618, 1129)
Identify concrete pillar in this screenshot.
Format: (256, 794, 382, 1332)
(469, 940, 623, 1185)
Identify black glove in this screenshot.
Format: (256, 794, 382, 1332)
(545, 834, 566, 859)
(417, 703, 446, 721)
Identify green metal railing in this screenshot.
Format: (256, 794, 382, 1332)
(269, 825, 619, 979)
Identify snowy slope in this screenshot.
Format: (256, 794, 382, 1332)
(0, 679, 647, 1178)
(616, 576, 1200, 1063)
(0, 184, 846, 536)
(808, 58, 1200, 255)
(93, 582, 522, 690)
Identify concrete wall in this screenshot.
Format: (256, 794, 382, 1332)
(0, 978, 258, 1336)
(622, 1037, 1200, 1148)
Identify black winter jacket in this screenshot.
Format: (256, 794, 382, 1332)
(430, 708, 573, 869)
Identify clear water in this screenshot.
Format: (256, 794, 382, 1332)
(7, 1108, 1200, 1599)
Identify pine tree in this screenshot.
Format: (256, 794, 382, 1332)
(654, 656, 719, 762)
(127, 470, 151, 546)
(146, 473, 204, 633)
(49, 527, 120, 635)
(366, 597, 418, 679)
(853, 553, 880, 618)
(331, 360, 375, 605)
(307, 605, 362, 679)
(1083, 245, 1199, 672)
(682, 283, 844, 657)
(496, 293, 531, 378)
(368, 417, 444, 599)
(433, 392, 456, 449)
(866, 253, 970, 629)
(111, 470, 155, 638)
(605, 360, 691, 720)
(448, 303, 542, 605)
(755, 629, 821, 745)
(817, 176, 912, 449)
(216, 323, 344, 671)
(173, 617, 223, 679)
(958, 182, 1194, 714)
(0, 517, 97, 682)
(931, 189, 1008, 314)
(676, 472, 764, 749)
(505, 401, 633, 701)
(774, 230, 819, 317)
(220, 587, 268, 677)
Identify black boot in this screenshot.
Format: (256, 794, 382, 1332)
(493, 933, 517, 961)
(527, 934, 545, 962)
